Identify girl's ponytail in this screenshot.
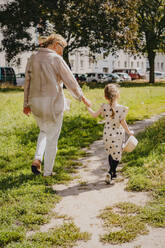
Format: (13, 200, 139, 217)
(104, 84, 119, 119)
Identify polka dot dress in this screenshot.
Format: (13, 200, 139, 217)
(101, 103, 128, 161)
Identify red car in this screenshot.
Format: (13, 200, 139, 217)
(112, 69, 145, 80)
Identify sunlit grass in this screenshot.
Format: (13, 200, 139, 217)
(1, 222, 90, 248)
(0, 84, 165, 247)
(99, 117, 165, 245)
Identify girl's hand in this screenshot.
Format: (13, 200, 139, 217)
(128, 130, 134, 136)
(82, 96, 91, 107)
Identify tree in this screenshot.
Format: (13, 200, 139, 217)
(134, 0, 165, 83)
(0, 0, 138, 66)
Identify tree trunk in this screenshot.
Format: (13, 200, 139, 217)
(148, 51, 156, 84)
(63, 47, 71, 69)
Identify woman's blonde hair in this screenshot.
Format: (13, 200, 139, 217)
(39, 33, 67, 48)
(104, 84, 120, 118)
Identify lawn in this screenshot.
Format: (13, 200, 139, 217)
(99, 116, 165, 245)
(0, 84, 165, 247)
(100, 118, 165, 244)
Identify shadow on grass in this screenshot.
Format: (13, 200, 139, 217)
(0, 115, 103, 191)
(0, 173, 37, 191)
(0, 87, 24, 93)
(1, 82, 165, 93)
(79, 81, 165, 89)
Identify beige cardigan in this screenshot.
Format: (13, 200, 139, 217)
(24, 48, 83, 121)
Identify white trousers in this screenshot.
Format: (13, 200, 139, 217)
(34, 113, 63, 176)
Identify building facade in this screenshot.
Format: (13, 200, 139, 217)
(0, 31, 165, 75)
(69, 48, 148, 75)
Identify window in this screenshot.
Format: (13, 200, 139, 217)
(118, 61, 120, 67)
(89, 58, 93, 68)
(124, 61, 127, 68)
(131, 61, 134, 68)
(17, 58, 21, 66)
(70, 60, 74, 68)
(161, 62, 164, 70)
(157, 62, 159, 69)
(103, 67, 109, 73)
(103, 53, 107, 59)
(141, 61, 144, 68)
(80, 60, 83, 68)
(137, 61, 139, 67)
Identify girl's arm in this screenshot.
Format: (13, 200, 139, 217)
(87, 106, 102, 118)
(120, 119, 134, 136)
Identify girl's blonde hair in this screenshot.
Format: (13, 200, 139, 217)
(39, 33, 67, 48)
(104, 84, 120, 118)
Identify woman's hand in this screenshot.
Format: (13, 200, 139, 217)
(82, 96, 91, 107)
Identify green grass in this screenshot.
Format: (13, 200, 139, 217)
(99, 203, 148, 244)
(99, 117, 165, 244)
(2, 222, 90, 248)
(122, 118, 165, 192)
(0, 84, 165, 247)
(81, 84, 165, 123)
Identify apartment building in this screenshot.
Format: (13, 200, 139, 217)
(69, 48, 147, 75)
(0, 31, 164, 75)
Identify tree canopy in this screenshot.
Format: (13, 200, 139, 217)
(0, 0, 137, 64)
(1, 0, 164, 84)
(134, 0, 165, 83)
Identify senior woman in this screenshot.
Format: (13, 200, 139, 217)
(23, 33, 90, 177)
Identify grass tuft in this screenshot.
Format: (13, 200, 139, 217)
(5, 222, 90, 248)
(99, 203, 148, 244)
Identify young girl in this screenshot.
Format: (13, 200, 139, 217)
(86, 84, 134, 184)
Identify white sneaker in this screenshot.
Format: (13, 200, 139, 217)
(105, 173, 111, 184)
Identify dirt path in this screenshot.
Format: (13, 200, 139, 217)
(39, 113, 165, 248)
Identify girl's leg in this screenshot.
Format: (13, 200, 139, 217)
(112, 159, 119, 178)
(108, 155, 114, 178)
(108, 155, 119, 178)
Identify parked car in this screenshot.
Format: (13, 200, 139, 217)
(73, 73, 79, 81)
(112, 69, 145, 80)
(101, 73, 123, 83)
(78, 74, 87, 82)
(0, 67, 16, 85)
(116, 72, 131, 81)
(16, 73, 25, 86)
(86, 73, 104, 83)
(146, 71, 165, 80)
(73, 73, 87, 82)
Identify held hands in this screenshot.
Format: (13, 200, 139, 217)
(128, 130, 134, 136)
(23, 106, 31, 116)
(82, 96, 91, 107)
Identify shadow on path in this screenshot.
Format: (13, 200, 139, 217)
(55, 179, 115, 197)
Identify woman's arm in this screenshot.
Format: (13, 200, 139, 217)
(87, 106, 102, 118)
(120, 119, 134, 135)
